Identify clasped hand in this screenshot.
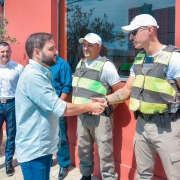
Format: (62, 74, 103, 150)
(89, 97, 107, 116)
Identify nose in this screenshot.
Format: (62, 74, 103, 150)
(84, 46, 87, 50)
(129, 33, 134, 41)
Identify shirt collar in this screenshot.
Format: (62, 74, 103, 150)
(87, 55, 101, 61)
(147, 45, 166, 58)
(29, 59, 51, 77)
(93, 55, 101, 61)
(84, 56, 101, 65)
(0, 59, 12, 68)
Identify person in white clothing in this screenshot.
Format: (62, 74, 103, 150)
(92, 14, 180, 180)
(0, 41, 24, 176)
(72, 33, 122, 180)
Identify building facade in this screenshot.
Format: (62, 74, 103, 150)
(1, 0, 180, 179)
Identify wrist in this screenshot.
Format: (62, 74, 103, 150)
(104, 96, 109, 105)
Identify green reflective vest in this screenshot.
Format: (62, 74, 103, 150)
(72, 57, 111, 104)
(130, 45, 179, 114)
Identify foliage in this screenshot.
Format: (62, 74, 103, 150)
(0, 14, 18, 43)
(67, 5, 124, 72)
(116, 33, 125, 47)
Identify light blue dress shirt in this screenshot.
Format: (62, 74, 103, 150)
(15, 59, 67, 163)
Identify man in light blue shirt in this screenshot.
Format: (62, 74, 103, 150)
(15, 32, 106, 180)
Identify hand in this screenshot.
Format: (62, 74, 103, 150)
(89, 101, 107, 116)
(90, 97, 107, 104)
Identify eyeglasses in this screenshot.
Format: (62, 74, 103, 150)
(130, 29, 140, 36)
(130, 27, 148, 36)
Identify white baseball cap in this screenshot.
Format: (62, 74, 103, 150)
(79, 33, 102, 45)
(121, 14, 159, 33)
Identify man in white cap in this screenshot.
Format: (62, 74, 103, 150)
(91, 14, 180, 179)
(72, 33, 122, 180)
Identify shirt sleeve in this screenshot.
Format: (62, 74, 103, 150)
(130, 64, 135, 77)
(25, 72, 67, 117)
(59, 60, 72, 95)
(19, 64, 24, 75)
(166, 52, 180, 80)
(101, 61, 121, 86)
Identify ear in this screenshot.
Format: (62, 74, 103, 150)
(148, 26, 154, 34)
(33, 48, 41, 57)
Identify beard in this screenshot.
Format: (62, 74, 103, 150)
(41, 52, 56, 66)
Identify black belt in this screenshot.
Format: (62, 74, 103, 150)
(0, 98, 15, 104)
(138, 110, 179, 122)
(137, 110, 179, 127)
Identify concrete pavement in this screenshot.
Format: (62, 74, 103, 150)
(0, 131, 99, 180)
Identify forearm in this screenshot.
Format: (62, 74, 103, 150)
(106, 88, 131, 105)
(62, 103, 89, 116)
(106, 76, 134, 105)
(62, 101, 107, 116)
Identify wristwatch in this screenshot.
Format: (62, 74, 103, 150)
(104, 96, 109, 105)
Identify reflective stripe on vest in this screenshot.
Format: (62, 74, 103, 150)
(72, 57, 108, 104)
(129, 47, 176, 114)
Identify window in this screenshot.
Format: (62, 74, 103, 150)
(66, 0, 175, 79)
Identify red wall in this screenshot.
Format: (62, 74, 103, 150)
(59, 0, 67, 60)
(4, 0, 58, 66)
(0, 5, 3, 13)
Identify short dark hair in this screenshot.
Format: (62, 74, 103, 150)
(25, 32, 54, 59)
(0, 41, 10, 47)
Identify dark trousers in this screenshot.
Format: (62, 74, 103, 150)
(20, 154, 53, 180)
(0, 100, 16, 163)
(57, 116, 70, 168)
(0, 128, 3, 146)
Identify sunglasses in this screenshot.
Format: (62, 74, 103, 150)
(130, 27, 148, 36)
(130, 29, 140, 36)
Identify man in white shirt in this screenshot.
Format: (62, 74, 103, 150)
(92, 14, 180, 180)
(72, 33, 122, 180)
(0, 41, 24, 176)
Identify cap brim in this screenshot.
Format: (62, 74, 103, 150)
(122, 25, 160, 33)
(121, 25, 141, 33)
(79, 38, 85, 43)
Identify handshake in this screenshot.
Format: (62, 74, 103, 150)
(63, 96, 111, 117)
(87, 97, 111, 116)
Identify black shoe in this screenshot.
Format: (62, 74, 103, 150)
(80, 175, 91, 180)
(5, 162, 15, 176)
(58, 167, 69, 180)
